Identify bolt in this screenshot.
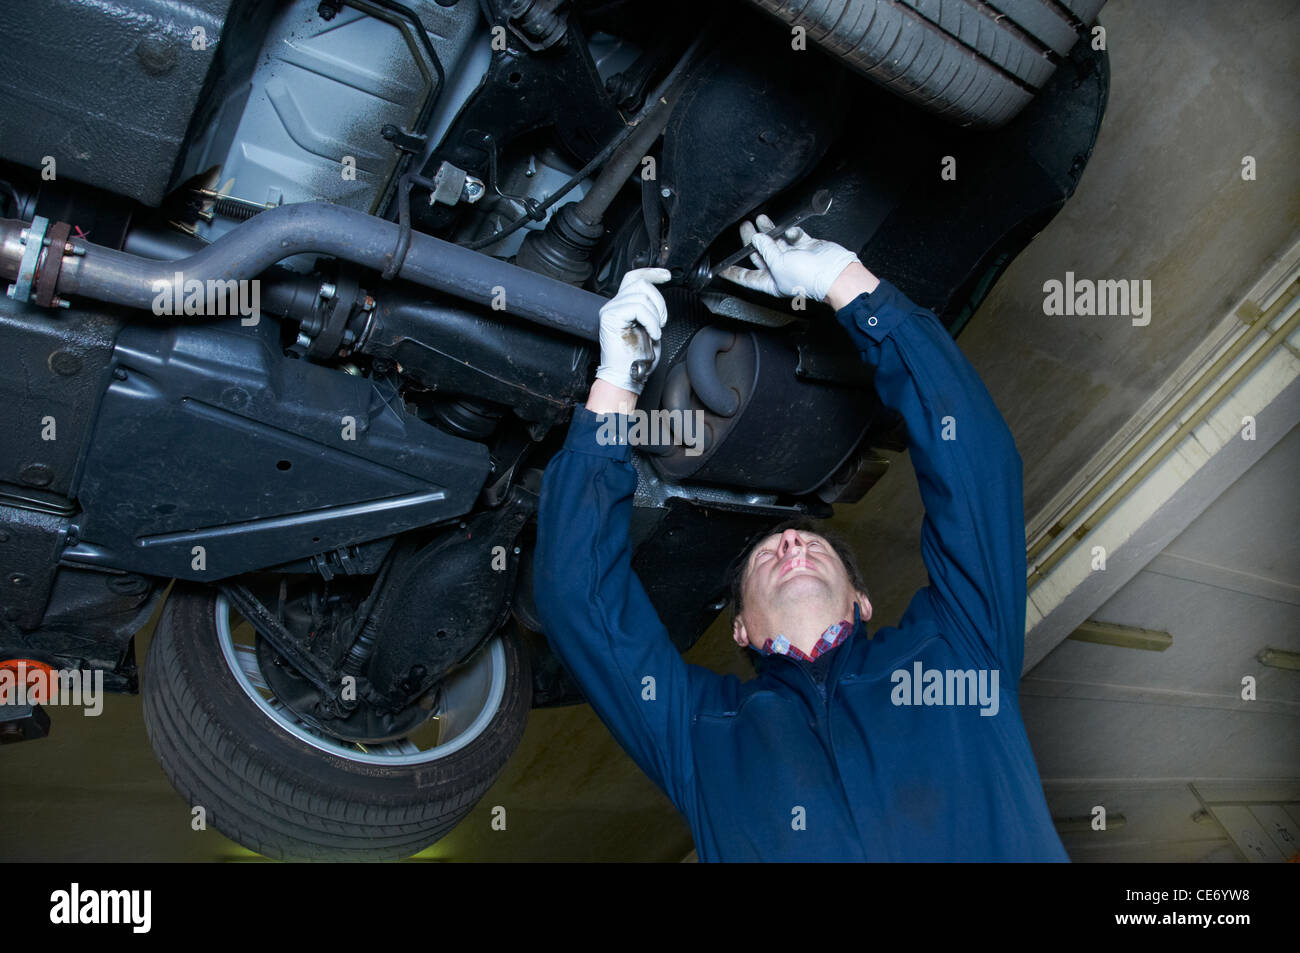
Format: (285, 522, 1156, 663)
(108, 574, 148, 595)
(318, 282, 337, 300)
(18, 463, 53, 487)
(49, 350, 82, 376)
(295, 332, 312, 348)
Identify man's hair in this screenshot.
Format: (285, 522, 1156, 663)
(726, 517, 868, 629)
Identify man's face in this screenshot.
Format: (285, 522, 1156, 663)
(732, 527, 870, 650)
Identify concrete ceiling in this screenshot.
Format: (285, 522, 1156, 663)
(1024, 425, 1300, 862)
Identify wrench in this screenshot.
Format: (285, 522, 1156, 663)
(629, 328, 657, 388)
(708, 189, 834, 279)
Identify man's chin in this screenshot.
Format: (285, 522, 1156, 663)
(769, 572, 831, 605)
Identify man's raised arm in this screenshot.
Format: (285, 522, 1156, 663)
(830, 268, 1028, 675)
(721, 217, 1028, 676)
(533, 269, 722, 815)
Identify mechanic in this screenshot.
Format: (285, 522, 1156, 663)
(533, 215, 1068, 862)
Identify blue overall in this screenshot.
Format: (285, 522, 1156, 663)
(534, 280, 1067, 862)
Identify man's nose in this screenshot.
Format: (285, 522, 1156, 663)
(778, 530, 805, 557)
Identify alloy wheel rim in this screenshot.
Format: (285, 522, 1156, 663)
(213, 593, 506, 765)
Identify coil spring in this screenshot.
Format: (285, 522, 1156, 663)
(213, 197, 260, 221)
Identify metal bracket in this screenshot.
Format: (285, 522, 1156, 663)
(698, 291, 798, 328)
(5, 215, 49, 305)
(480, 132, 545, 221)
(429, 161, 485, 206)
(380, 123, 427, 155)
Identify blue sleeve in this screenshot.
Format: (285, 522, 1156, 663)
(835, 280, 1028, 677)
(533, 406, 726, 814)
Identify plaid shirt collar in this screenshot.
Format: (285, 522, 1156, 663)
(758, 618, 853, 661)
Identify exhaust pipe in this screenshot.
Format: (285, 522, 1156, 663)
(1, 201, 606, 341)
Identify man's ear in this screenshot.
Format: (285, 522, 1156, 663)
(854, 590, 873, 623)
(732, 615, 750, 648)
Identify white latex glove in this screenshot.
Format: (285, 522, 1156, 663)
(717, 213, 860, 302)
(595, 267, 672, 394)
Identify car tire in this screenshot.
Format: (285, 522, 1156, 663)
(747, 0, 1106, 127)
(142, 583, 530, 861)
